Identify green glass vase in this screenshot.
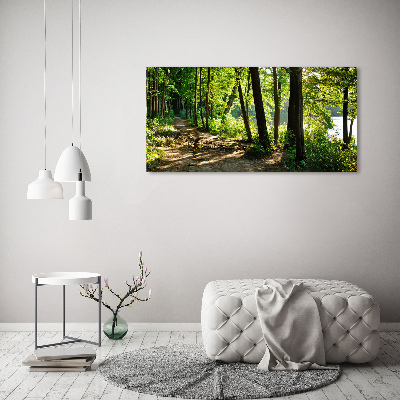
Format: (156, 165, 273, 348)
(103, 312, 128, 340)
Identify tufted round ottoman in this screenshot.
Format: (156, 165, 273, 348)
(201, 279, 380, 364)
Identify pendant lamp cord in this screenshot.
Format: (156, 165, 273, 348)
(79, 0, 82, 154)
(78, 0, 84, 174)
(71, 0, 74, 147)
(44, 0, 47, 170)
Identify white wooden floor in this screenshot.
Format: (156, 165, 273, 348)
(0, 330, 399, 400)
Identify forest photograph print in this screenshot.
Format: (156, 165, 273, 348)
(146, 67, 357, 172)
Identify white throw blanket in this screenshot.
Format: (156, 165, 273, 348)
(255, 279, 335, 371)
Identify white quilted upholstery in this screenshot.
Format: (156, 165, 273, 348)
(201, 279, 380, 364)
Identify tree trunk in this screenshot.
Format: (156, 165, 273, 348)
(343, 67, 349, 147)
(349, 119, 354, 143)
(206, 67, 211, 131)
(289, 67, 305, 163)
(199, 67, 204, 127)
(245, 68, 251, 119)
(146, 68, 151, 117)
(210, 69, 214, 119)
(161, 80, 166, 116)
(285, 69, 296, 149)
(194, 68, 198, 125)
(160, 68, 169, 116)
(151, 70, 156, 118)
(236, 69, 252, 142)
(249, 67, 270, 149)
(155, 68, 159, 116)
(223, 84, 237, 119)
(273, 67, 281, 145)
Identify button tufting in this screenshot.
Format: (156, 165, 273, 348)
(202, 278, 380, 364)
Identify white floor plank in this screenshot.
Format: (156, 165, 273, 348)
(342, 365, 385, 399)
(356, 361, 400, 399)
(169, 331, 196, 345)
(81, 375, 108, 400)
(306, 388, 328, 399)
(137, 393, 157, 400)
(123, 331, 146, 354)
(62, 372, 97, 400)
(321, 381, 347, 400)
(24, 371, 63, 399)
(42, 373, 80, 400)
(155, 331, 171, 347)
(119, 388, 140, 400)
(369, 356, 400, 394)
(0, 368, 32, 399)
(334, 371, 368, 400)
(140, 331, 158, 349)
(278, 391, 310, 399)
(180, 331, 197, 345)
(100, 382, 123, 399)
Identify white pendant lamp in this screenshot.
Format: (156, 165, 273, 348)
(54, 0, 92, 219)
(27, 170, 63, 199)
(69, 172, 92, 220)
(27, 0, 63, 200)
(54, 145, 91, 182)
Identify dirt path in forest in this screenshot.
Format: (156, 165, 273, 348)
(152, 117, 288, 172)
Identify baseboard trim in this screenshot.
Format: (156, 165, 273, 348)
(380, 322, 400, 332)
(0, 322, 202, 332)
(0, 322, 398, 332)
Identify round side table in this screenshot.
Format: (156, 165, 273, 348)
(32, 272, 102, 349)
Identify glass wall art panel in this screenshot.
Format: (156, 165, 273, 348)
(146, 67, 357, 172)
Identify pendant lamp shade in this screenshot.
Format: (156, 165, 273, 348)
(54, 145, 91, 182)
(69, 181, 92, 220)
(27, 170, 63, 199)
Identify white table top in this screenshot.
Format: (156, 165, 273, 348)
(32, 272, 101, 285)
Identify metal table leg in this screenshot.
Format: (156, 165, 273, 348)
(35, 276, 102, 349)
(35, 277, 38, 350)
(98, 276, 102, 347)
(63, 285, 65, 338)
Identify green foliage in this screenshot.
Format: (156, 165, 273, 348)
(259, 67, 290, 122)
(304, 127, 357, 172)
(180, 111, 256, 141)
(266, 124, 288, 149)
(146, 114, 175, 170)
(210, 115, 248, 140)
(274, 119, 357, 172)
(146, 146, 165, 171)
(303, 67, 357, 123)
(244, 143, 267, 159)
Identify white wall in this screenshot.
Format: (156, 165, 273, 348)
(1, 0, 399, 323)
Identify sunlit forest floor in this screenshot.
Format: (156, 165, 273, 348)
(151, 117, 288, 172)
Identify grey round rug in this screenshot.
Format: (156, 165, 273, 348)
(98, 344, 340, 399)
